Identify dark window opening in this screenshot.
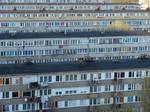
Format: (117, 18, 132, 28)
(23, 92, 31, 97)
(12, 92, 18, 98)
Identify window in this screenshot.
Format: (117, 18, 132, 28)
(120, 96, 124, 103)
(3, 78, 10, 85)
(81, 74, 87, 80)
(97, 86, 101, 92)
(93, 99, 96, 105)
(128, 84, 131, 90)
(146, 71, 149, 77)
(74, 74, 77, 80)
(120, 84, 124, 91)
(90, 74, 94, 80)
(12, 104, 18, 111)
(3, 92, 9, 98)
(32, 103, 35, 110)
(65, 101, 68, 107)
(23, 91, 31, 97)
(114, 72, 117, 79)
(136, 71, 142, 78)
(105, 73, 111, 79)
(48, 89, 51, 95)
(121, 72, 125, 78)
(48, 76, 52, 82)
(44, 89, 47, 95)
(135, 96, 140, 102)
(65, 75, 69, 81)
(90, 86, 97, 93)
(105, 85, 110, 92)
(65, 91, 69, 94)
(44, 76, 47, 82)
(98, 73, 101, 79)
(129, 72, 134, 77)
(6, 92, 9, 98)
(40, 90, 43, 96)
(70, 75, 73, 81)
(15, 105, 18, 111)
(12, 92, 18, 98)
(27, 104, 30, 110)
(72, 90, 76, 94)
(127, 96, 133, 102)
(23, 104, 26, 110)
(66, 74, 77, 81)
(56, 75, 62, 82)
(5, 78, 9, 84)
(90, 99, 93, 105)
(104, 98, 110, 104)
(40, 76, 43, 83)
(56, 91, 62, 95)
(12, 105, 15, 111)
(80, 99, 86, 105)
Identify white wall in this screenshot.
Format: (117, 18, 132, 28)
(23, 75, 38, 84)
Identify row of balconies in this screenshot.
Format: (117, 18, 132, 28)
(88, 78, 123, 86)
(29, 78, 123, 89)
(24, 96, 41, 103)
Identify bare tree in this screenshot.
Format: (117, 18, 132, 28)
(141, 77, 150, 112)
(106, 21, 130, 31)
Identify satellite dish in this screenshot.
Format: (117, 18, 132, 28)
(24, 98, 28, 102)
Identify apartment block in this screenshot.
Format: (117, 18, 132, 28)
(0, 31, 149, 64)
(0, 59, 149, 112)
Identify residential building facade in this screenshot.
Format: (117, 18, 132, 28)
(0, 59, 149, 112)
(0, 2, 147, 33)
(0, 31, 149, 64)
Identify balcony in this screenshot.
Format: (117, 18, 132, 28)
(40, 82, 48, 88)
(88, 80, 99, 86)
(113, 78, 123, 84)
(29, 82, 40, 89)
(24, 96, 41, 103)
(88, 94, 98, 99)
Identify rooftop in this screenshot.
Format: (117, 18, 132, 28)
(0, 3, 139, 5)
(0, 31, 150, 40)
(0, 9, 147, 13)
(0, 59, 150, 75)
